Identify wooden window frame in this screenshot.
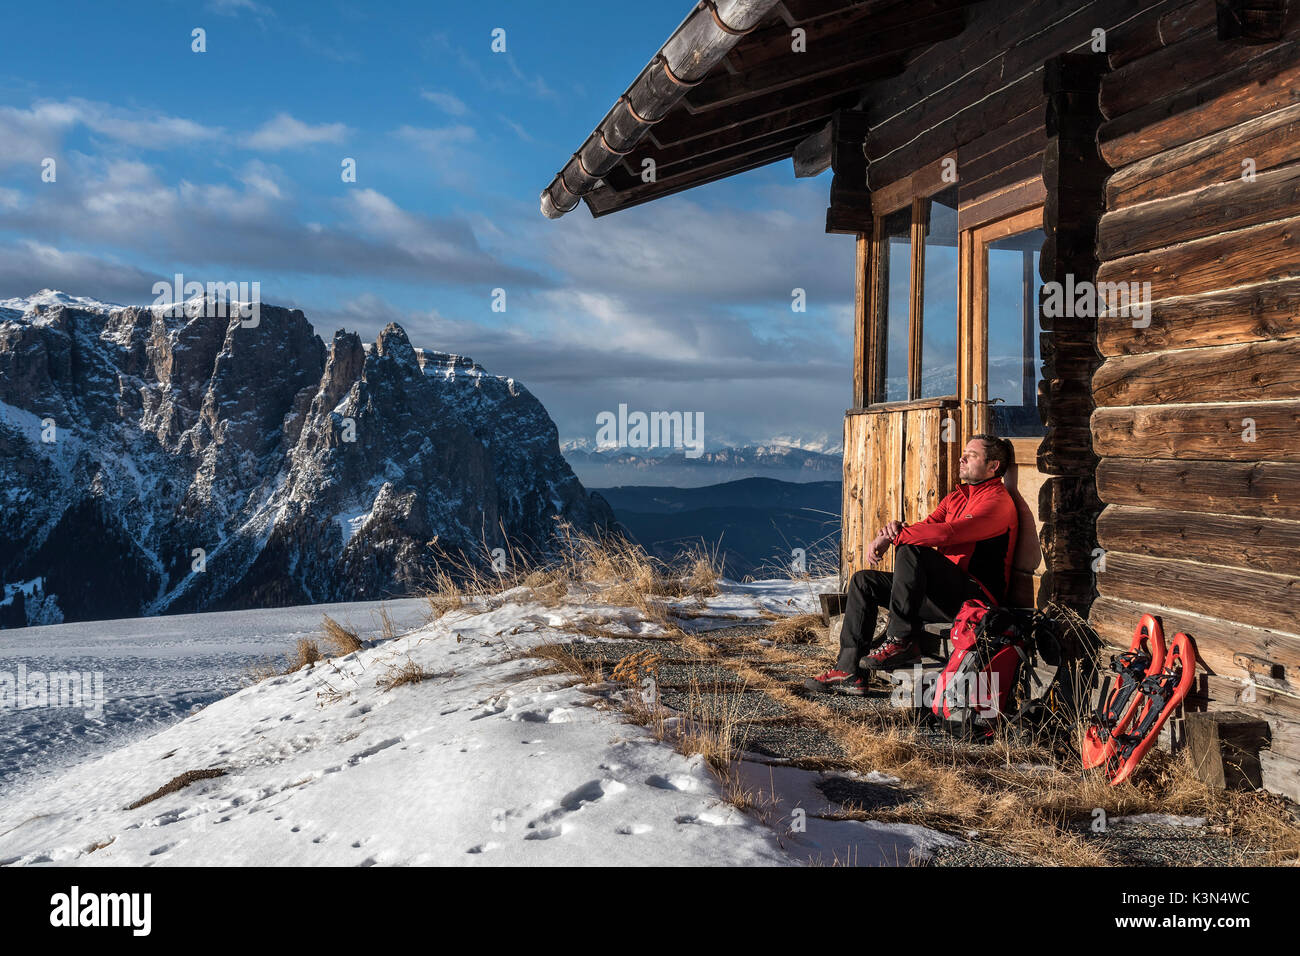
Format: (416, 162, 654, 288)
(864, 155, 957, 407)
(959, 206, 1044, 438)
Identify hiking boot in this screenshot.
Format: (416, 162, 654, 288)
(828, 673, 869, 697)
(803, 668, 853, 695)
(861, 638, 920, 670)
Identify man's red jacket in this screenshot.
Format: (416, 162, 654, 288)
(892, 478, 1018, 603)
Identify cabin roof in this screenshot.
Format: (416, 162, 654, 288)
(538, 0, 980, 220)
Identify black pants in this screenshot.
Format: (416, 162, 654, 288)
(837, 544, 991, 674)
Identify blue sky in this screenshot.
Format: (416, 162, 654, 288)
(0, 0, 856, 448)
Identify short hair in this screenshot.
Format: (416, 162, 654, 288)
(970, 433, 1011, 479)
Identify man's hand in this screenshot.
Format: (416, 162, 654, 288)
(883, 519, 905, 540)
(866, 532, 890, 565)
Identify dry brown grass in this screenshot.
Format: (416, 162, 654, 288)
(286, 638, 323, 672)
(375, 604, 398, 642)
(419, 524, 729, 626)
(691, 627, 1300, 867)
(764, 613, 824, 645)
(321, 615, 364, 655)
(376, 656, 434, 691)
(125, 768, 226, 811)
(530, 642, 608, 685)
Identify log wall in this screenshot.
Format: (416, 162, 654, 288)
(1092, 0, 1300, 800)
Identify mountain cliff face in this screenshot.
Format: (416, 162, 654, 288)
(0, 291, 613, 627)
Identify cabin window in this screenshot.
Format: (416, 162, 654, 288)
(878, 205, 912, 402)
(986, 228, 1045, 436)
(919, 187, 959, 399)
(870, 185, 959, 405)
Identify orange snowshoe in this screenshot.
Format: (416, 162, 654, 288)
(1081, 614, 1165, 770)
(1105, 632, 1197, 785)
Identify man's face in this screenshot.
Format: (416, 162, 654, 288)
(958, 440, 999, 483)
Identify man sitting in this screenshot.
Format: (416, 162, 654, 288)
(806, 434, 1018, 696)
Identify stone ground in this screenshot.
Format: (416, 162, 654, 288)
(559, 616, 1276, 867)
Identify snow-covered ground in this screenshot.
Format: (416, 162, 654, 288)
(0, 598, 430, 789)
(0, 580, 958, 866)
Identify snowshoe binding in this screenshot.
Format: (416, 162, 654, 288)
(1105, 631, 1198, 786)
(1082, 614, 1165, 771)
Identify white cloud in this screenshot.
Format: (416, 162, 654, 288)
(420, 90, 469, 116)
(206, 0, 272, 16)
(247, 113, 349, 151)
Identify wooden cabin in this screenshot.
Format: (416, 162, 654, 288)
(541, 0, 1300, 799)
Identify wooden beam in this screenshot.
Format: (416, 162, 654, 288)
(583, 142, 797, 217)
(1097, 505, 1300, 577)
(1092, 401, 1300, 461)
(651, 74, 877, 147)
(853, 233, 870, 407)
(685, 16, 962, 114)
(1095, 458, 1300, 521)
(1096, 215, 1300, 304)
(1098, 163, 1300, 260)
(1106, 102, 1300, 210)
(793, 121, 833, 177)
(1098, 41, 1300, 167)
(1095, 550, 1300, 635)
(1097, 277, 1300, 357)
(1090, 593, 1300, 684)
(623, 117, 830, 179)
(1093, 338, 1300, 407)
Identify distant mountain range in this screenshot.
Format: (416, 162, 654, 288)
(0, 291, 611, 628)
(594, 477, 841, 579)
(564, 442, 843, 488)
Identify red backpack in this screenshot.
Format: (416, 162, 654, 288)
(931, 600, 1029, 736)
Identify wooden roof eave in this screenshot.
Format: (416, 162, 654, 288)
(539, 0, 785, 219)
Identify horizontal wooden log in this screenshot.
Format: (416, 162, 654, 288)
(1096, 505, 1300, 577)
(728, 0, 964, 74)
(1098, 163, 1300, 260)
(688, 15, 962, 114)
(650, 72, 872, 148)
(1106, 103, 1300, 209)
(1095, 550, 1300, 635)
(863, 0, 1068, 124)
(1106, 0, 1216, 69)
(1093, 338, 1300, 407)
(1093, 401, 1300, 461)
(1194, 673, 1300, 723)
(1098, 43, 1300, 168)
(1090, 594, 1300, 688)
(1097, 277, 1300, 356)
(959, 152, 1045, 205)
(957, 177, 1046, 231)
(867, 70, 1044, 188)
(957, 106, 1045, 171)
(1100, 22, 1287, 121)
(1096, 458, 1300, 520)
(1096, 215, 1300, 303)
(960, 134, 1045, 196)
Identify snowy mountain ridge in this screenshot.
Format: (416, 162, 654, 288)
(0, 292, 612, 627)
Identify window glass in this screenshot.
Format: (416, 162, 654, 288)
(986, 228, 1045, 437)
(879, 205, 912, 403)
(919, 187, 959, 398)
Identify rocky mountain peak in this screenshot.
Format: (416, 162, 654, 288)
(0, 293, 613, 627)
